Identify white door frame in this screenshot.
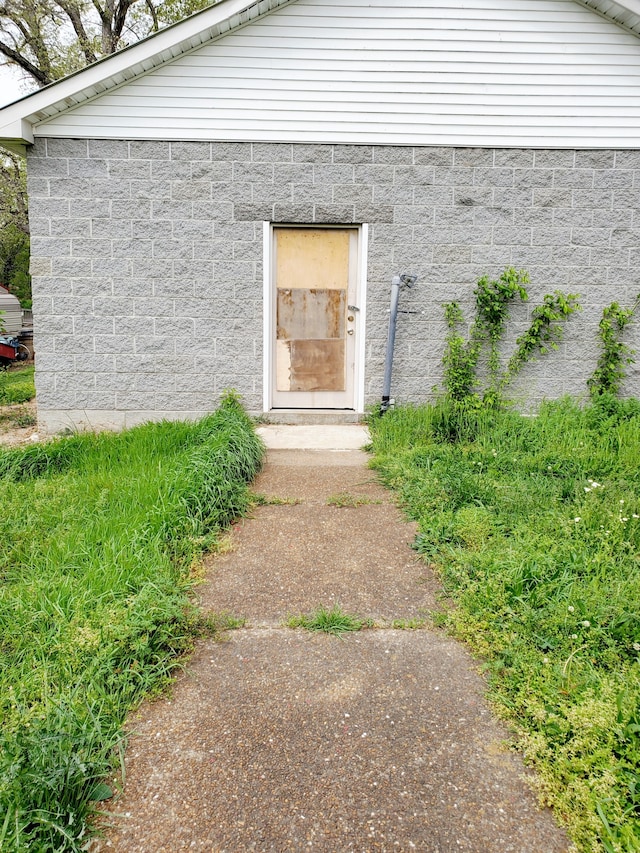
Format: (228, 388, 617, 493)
(263, 221, 367, 414)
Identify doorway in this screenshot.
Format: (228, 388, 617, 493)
(266, 225, 365, 411)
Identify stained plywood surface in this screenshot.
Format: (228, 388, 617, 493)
(290, 339, 345, 391)
(276, 339, 345, 392)
(277, 288, 345, 340)
(275, 228, 351, 291)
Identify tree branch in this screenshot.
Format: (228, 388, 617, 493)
(89, 0, 109, 30)
(144, 0, 158, 32)
(112, 0, 137, 50)
(55, 0, 97, 64)
(0, 37, 50, 85)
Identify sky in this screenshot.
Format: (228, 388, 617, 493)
(0, 64, 36, 108)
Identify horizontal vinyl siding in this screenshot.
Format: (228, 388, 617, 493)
(36, 0, 640, 147)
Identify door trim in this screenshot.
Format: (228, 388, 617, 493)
(262, 221, 367, 414)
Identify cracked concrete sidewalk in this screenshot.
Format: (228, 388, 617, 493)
(96, 427, 571, 852)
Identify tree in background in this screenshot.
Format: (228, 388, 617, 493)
(0, 149, 30, 306)
(0, 0, 214, 86)
(0, 0, 214, 307)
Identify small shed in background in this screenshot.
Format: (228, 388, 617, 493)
(0, 286, 23, 335)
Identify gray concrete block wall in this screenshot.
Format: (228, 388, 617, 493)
(27, 139, 640, 431)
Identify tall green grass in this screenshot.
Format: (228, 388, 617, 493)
(369, 396, 640, 853)
(0, 365, 35, 405)
(0, 394, 264, 852)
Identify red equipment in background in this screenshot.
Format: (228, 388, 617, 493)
(0, 335, 29, 366)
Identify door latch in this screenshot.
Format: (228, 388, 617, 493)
(347, 305, 360, 312)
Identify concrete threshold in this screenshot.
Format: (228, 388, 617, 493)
(256, 424, 370, 450)
(261, 410, 363, 425)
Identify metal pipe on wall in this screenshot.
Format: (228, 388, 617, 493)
(381, 273, 417, 414)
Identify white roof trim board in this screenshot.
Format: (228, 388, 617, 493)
(0, 0, 295, 143)
(2, 0, 640, 148)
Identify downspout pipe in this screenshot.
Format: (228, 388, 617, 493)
(381, 273, 417, 414)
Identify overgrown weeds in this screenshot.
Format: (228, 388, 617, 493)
(286, 605, 372, 635)
(0, 393, 264, 852)
(369, 395, 640, 853)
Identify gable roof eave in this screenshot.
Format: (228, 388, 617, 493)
(578, 0, 640, 35)
(0, 0, 297, 144)
(3, 0, 640, 146)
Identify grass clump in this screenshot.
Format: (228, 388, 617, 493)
(251, 492, 300, 506)
(0, 405, 36, 430)
(369, 396, 640, 853)
(0, 365, 35, 405)
(327, 492, 382, 507)
(286, 604, 371, 636)
(0, 393, 264, 852)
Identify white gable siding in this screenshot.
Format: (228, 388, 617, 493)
(35, 0, 640, 147)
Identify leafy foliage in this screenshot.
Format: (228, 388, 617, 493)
(0, 150, 31, 305)
(443, 301, 478, 403)
(0, 223, 30, 307)
(0, 0, 215, 87)
(588, 297, 640, 400)
(441, 268, 579, 407)
(505, 290, 581, 380)
(473, 267, 529, 385)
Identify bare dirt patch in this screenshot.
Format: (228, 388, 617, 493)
(0, 400, 38, 447)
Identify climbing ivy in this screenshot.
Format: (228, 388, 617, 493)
(442, 301, 478, 403)
(587, 296, 640, 399)
(442, 268, 580, 407)
(505, 291, 581, 382)
(474, 268, 529, 389)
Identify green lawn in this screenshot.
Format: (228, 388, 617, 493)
(0, 365, 35, 406)
(369, 396, 640, 853)
(0, 394, 263, 852)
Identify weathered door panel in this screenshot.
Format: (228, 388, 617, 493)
(271, 227, 358, 409)
(276, 288, 346, 343)
(279, 339, 346, 392)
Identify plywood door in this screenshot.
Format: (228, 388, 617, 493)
(271, 227, 358, 409)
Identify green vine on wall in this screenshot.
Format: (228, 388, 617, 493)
(587, 296, 640, 399)
(505, 291, 581, 381)
(442, 268, 580, 407)
(474, 268, 529, 389)
(443, 301, 477, 402)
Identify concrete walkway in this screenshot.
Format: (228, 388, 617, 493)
(97, 429, 571, 852)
